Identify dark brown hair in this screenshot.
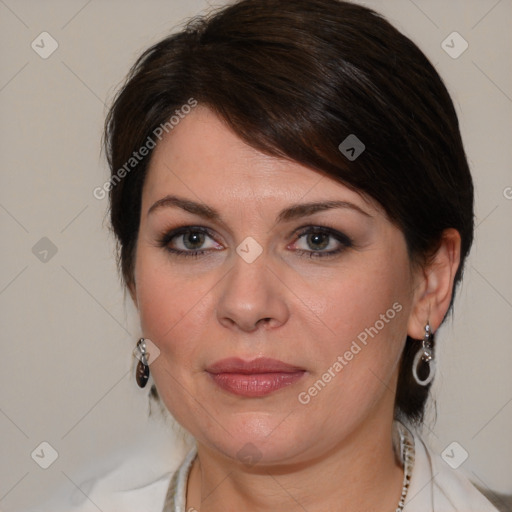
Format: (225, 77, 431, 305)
(104, 0, 474, 423)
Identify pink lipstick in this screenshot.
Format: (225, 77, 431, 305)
(206, 357, 306, 397)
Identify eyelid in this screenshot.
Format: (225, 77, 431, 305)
(292, 224, 353, 245)
(288, 225, 354, 256)
(158, 225, 218, 243)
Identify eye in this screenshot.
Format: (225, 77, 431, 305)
(157, 225, 352, 259)
(158, 226, 223, 257)
(176, 231, 209, 250)
(290, 226, 353, 258)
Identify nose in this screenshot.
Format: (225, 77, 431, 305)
(216, 252, 290, 333)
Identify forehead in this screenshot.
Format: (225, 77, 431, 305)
(142, 105, 381, 216)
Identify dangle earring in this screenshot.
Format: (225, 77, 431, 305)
(412, 322, 435, 386)
(135, 338, 150, 388)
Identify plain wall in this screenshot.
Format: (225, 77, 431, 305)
(0, 0, 511, 509)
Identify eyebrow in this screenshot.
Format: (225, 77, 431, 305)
(147, 195, 373, 222)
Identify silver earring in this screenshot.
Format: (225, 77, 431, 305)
(412, 322, 435, 386)
(135, 338, 150, 388)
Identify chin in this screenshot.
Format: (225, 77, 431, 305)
(193, 411, 317, 467)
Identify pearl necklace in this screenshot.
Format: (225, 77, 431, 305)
(163, 421, 415, 512)
(394, 420, 415, 511)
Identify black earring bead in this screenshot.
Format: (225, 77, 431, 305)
(136, 359, 150, 388)
(135, 338, 150, 388)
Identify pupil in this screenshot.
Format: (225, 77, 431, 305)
(185, 232, 204, 249)
(308, 233, 328, 250)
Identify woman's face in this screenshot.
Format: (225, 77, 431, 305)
(133, 105, 419, 466)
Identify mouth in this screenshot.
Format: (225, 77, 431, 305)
(206, 357, 306, 397)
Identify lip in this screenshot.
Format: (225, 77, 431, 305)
(206, 357, 304, 374)
(206, 357, 306, 397)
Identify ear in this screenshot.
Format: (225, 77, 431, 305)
(407, 228, 462, 339)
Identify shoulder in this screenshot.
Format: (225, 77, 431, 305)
(405, 427, 500, 512)
(36, 461, 174, 512)
(32, 436, 193, 512)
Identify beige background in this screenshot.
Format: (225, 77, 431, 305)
(0, 0, 511, 510)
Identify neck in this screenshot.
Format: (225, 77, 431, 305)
(186, 414, 405, 512)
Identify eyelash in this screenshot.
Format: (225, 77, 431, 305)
(157, 225, 353, 259)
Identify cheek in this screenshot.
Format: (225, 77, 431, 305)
(136, 260, 176, 339)
(297, 249, 411, 415)
(133, 246, 221, 378)
(137, 249, 185, 322)
(318, 254, 410, 350)
(133, 250, 210, 421)
(134, 249, 193, 351)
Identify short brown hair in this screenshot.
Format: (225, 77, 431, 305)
(104, 0, 474, 423)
